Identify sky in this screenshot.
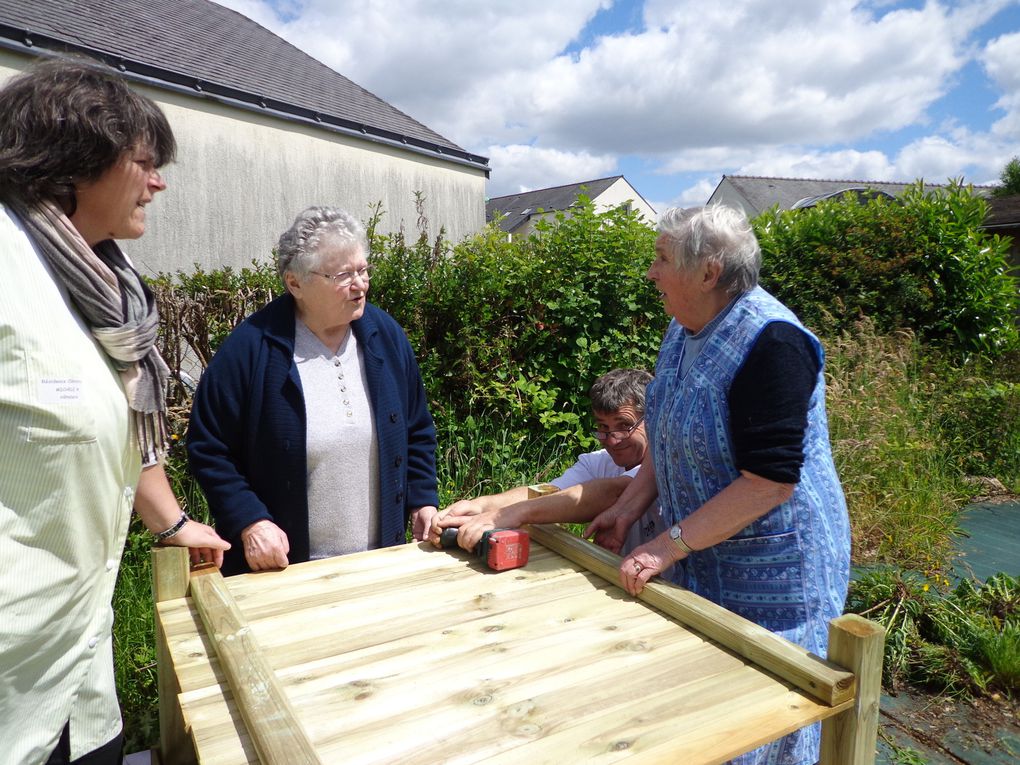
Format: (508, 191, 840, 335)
(212, 0, 1020, 215)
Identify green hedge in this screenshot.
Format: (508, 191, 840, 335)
(755, 181, 1018, 357)
(367, 196, 665, 443)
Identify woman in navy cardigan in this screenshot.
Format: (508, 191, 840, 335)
(187, 206, 439, 575)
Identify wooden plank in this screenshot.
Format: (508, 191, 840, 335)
(477, 670, 852, 765)
(152, 546, 197, 765)
(527, 483, 561, 498)
(526, 523, 856, 706)
(188, 564, 322, 765)
(165, 544, 597, 693)
(159, 536, 860, 764)
(819, 614, 886, 765)
(153, 545, 191, 602)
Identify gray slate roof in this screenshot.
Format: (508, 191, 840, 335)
(984, 195, 1020, 228)
(715, 175, 921, 213)
(0, 0, 487, 170)
(486, 176, 622, 233)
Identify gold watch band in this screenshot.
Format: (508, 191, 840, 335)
(670, 524, 694, 555)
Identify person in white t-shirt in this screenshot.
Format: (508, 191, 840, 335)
(430, 368, 666, 555)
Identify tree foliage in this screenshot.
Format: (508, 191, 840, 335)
(754, 181, 1019, 356)
(992, 156, 1020, 197)
(367, 196, 665, 441)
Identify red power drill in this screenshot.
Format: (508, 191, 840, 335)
(439, 527, 530, 571)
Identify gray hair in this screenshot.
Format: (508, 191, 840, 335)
(276, 206, 368, 281)
(657, 205, 761, 295)
(589, 368, 653, 415)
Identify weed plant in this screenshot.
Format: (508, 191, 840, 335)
(435, 410, 580, 506)
(848, 569, 1019, 697)
(822, 318, 973, 571)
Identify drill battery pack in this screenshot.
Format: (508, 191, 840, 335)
(478, 528, 530, 571)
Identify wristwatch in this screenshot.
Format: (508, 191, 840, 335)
(668, 523, 694, 555)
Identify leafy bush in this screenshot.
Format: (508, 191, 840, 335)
(148, 259, 281, 405)
(755, 181, 1018, 356)
(368, 196, 664, 444)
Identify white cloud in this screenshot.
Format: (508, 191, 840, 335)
(744, 150, 896, 183)
(662, 177, 719, 209)
(982, 29, 1020, 144)
(485, 144, 617, 196)
(214, 0, 611, 145)
(217, 1, 991, 154)
(984, 30, 1020, 92)
(212, 1, 1020, 209)
(504, 0, 987, 155)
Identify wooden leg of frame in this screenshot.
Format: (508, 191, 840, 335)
(820, 613, 886, 765)
(152, 546, 197, 765)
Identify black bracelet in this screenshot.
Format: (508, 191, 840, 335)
(155, 512, 189, 542)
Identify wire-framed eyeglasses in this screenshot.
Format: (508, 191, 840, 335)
(309, 264, 374, 288)
(591, 416, 644, 442)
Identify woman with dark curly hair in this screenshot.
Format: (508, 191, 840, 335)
(0, 59, 227, 764)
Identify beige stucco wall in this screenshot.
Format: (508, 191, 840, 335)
(597, 177, 657, 222)
(0, 51, 487, 276)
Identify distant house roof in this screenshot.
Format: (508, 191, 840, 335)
(0, 0, 488, 171)
(486, 176, 627, 233)
(709, 175, 925, 216)
(984, 195, 1020, 229)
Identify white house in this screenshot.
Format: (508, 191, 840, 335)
(0, 0, 489, 275)
(486, 176, 656, 238)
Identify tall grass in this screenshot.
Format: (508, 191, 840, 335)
(823, 318, 972, 573)
(435, 409, 582, 506)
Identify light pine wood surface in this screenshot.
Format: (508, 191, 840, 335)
(156, 528, 871, 764)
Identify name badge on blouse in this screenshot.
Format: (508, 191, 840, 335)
(38, 378, 85, 404)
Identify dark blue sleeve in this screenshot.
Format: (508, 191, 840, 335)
(186, 327, 274, 539)
(729, 322, 821, 483)
(398, 326, 439, 512)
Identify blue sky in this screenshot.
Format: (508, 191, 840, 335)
(217, 0, 1020, 214)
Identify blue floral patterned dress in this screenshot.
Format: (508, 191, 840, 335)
(646, 287, 851, 765)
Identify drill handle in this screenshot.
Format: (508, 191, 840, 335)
(439, 527, 463, 549)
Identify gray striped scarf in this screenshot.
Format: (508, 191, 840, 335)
(11, 198, 170, 463)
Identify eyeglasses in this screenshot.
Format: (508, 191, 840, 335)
(591, 416, 644, 442)
(309, 265, 374, 288)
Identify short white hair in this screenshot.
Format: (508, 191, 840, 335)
(657, 205, 761, 295)
(276, 206, 367, 280)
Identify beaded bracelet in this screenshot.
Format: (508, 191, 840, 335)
(155, 511, 189, 542)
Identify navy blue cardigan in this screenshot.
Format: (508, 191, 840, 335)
(186, 294, 438, 575)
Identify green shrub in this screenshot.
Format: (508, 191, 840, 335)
(149, 259, 280, 404)
(755, 181, 1019, 356)
(369, 196, 664, 445)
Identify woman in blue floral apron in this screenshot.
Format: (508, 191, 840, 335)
(587, 205, 850, 765)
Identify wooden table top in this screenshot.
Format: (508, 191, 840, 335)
(157, 532, 849, 764)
